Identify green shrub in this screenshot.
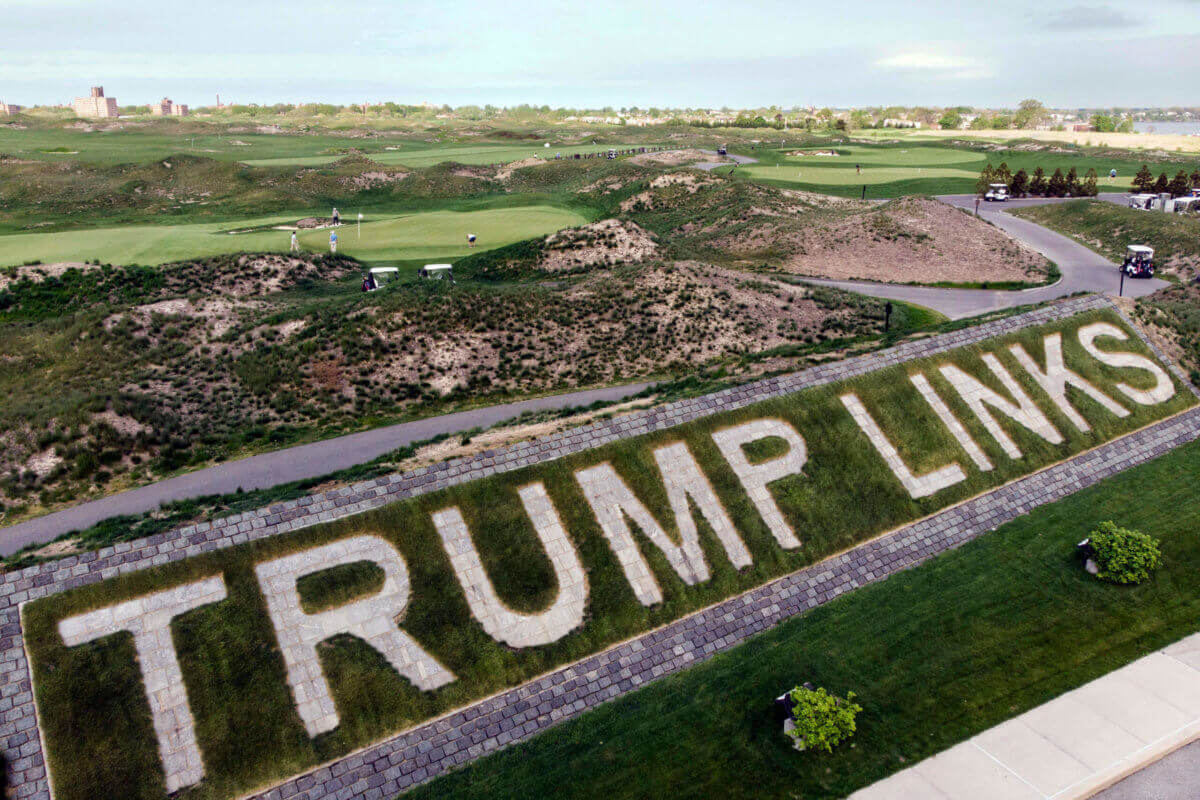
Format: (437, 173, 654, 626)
(1090, 521, 1163, 585)
(785, 686, 862, 753)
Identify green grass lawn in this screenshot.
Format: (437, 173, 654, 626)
(242, 143, 659, 168)
(734, 141, 1193, 198)
(0, 127, 445, 165)
(0, 205, 587, 267)
(407, 435, 1200, 800)
(22, 309, 1194, 800)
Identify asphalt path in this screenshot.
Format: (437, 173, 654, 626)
(798, 194, 1168, 319)
(0, 381, 654, 556)
(1093, 739, 1200, 799)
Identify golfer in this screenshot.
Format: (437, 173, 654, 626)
(467, 233, 477, 248)
(290, 231, 300, 253)
(330, 230, 338, 254)
(332, 207, 341, 227)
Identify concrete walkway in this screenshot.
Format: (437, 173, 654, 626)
(850, 631, 1200, 800)
(799, 195, 1167, 320)
(0, 381, 654, 556)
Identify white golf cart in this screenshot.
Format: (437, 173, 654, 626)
(984, 183, 1009, 202)
(364, 267, 399, 292)
(1170, 196, 1200, 215)
(417, 263, 455, 283)
(1128, 193, 1157, 210)
(1121, 245, 1155, 279)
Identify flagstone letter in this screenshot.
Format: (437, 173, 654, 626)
(841, 393, 967, 498)
(1077, 322, 1176, 405)
(1009, 333, 1128, 432)
(939, 354, 1063, 459)
(254, 535, 454, 737)
(910, 373, 993, 472)
(432, 482, 588, 648)
(576, 441, 745, 606)
(57, 576, 228, 792)
(711, 419, 805, 550)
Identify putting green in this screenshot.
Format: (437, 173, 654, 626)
(0, 206, 587, 268)
(777, 144, 985, 168)
(740, 163, 980, 186)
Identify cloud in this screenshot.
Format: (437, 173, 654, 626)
(873, 51, 994, 80)
(1043, 4, 1140, 30)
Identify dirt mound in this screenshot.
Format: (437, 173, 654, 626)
(496, 157, 545, 180)
(541, 219, 658, 271)
(294, 217, 330, 229)
(777, 197, 1052, 285)
(0, 262, 94, 291)
(630, 149, 710, 166)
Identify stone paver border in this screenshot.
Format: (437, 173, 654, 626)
(1, 295, 1195, 800)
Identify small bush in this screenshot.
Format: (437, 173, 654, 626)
(1090, 521, 1163, 585)
(785, 686, 862, 753)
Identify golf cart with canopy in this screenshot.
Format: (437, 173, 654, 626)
(1128, 194, 1157, 210)
(364, 267, 399, 292)
(984, 183, 1009, 202)
(1121, 245, 1155, 278)
(417, 263, 455, 283)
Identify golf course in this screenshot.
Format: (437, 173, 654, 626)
(0, 205, 587, 267)
(735, 141, 1192, 197)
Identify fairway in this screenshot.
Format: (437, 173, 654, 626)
(241, 142, 656, 168)
(0, 206, 587, 267)
(736, 142, 1187, 197)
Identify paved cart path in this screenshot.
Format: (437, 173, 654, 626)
(0, 382, 654, 556)
(799, 195, 1167, 319)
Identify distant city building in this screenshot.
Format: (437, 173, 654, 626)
(0, 102, 22, 115)
(73, 86, 118, 118)
(151, 97, 189, 116)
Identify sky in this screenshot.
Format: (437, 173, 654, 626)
(2, 0, 1199, 109)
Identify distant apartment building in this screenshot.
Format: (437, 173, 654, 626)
(151, 97, 189, 116)
(0, 102, 22, 115)
(73, 86, 119, 118)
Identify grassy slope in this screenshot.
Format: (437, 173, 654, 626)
(22, 309, 1195, 800)
(1013, 199, 1200, 273)
(0, 206, 587, 267)
(408, 436, 1200, 800)
(242, 142, 659, 168)
(736, 141, 1199, 198)
(1010, 201, 1200, 382)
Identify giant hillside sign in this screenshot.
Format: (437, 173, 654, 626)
(10, 301, 1199, 800)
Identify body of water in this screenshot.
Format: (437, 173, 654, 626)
(1133, 121, 1200, 135)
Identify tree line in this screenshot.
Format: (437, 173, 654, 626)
(977, 162, 1099, 198)
(1130, 165, 1200, 197)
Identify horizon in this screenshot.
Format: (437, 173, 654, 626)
(3, 0, 1200, 109)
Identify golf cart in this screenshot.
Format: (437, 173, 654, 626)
(717, 145, 728, 156)
(1121, 245, 1155, 279)
(984, 183, 1009, 202)
(417, 263, 455, 283)
(1128, 193, 1157, 210)
(1171, 196, 1200, 215)
(364, 267, 399, 292)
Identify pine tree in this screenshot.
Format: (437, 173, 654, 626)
(1082, 168, 1098, 197)
(1132, 164, 1155, 193)
(1029, 166, 1047, 196)
(1154, 172, 1170, 194)
(1047, 168, 1067, 197)
(976, 164, 996, 195)
(1066, 167, 1081, 196)
(1168, 170, 1191, 197)
(1191, 170, 1200, 189)
(1010, 169, 1029, 197)
(995, 161, 1013, 186)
